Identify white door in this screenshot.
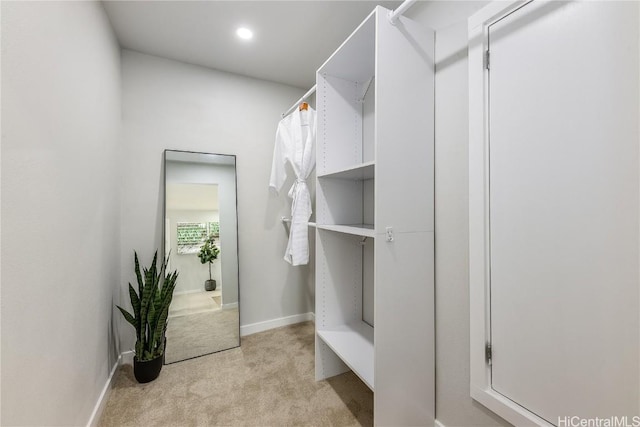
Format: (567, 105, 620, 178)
(488, 1, 639, 424)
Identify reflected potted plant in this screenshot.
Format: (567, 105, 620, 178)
(116, 251, 178, 383)
(198, 234, 220, 291)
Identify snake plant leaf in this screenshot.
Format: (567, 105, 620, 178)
(153, 280, 163, 314)
(134, 251, 144, 297)
(147, 300, 157, 332)
(161, 277, 177, 315)
(116, 306, 136, 328)
(160, 251, 169, 277)
(135, 339, 143, 360)
(149, 251, 158, 289)
(151, 301, 172, 354)
(158, 255, 175, 291)
(128, 284, 142, 340)
(155, 272, 162, 287)
(150, 273, 178, 354)
(162, 271, 179, 302)
(128, 283, 141, 319)
(139, 266, 156, 343)
(151, 308, 169, 355)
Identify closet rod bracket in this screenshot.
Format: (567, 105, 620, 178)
(357, 77, 374, 103)
(388, 0, 418, 25)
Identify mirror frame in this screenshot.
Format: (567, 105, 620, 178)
(162, 149, 241, 362)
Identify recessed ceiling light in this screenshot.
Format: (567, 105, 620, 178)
(236, 27, 253, 40)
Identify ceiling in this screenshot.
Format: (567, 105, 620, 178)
(102, 0, 401, 89)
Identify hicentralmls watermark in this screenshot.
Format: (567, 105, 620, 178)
(558, 416, 640, 427)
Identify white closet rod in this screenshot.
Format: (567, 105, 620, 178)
(281, 216, 317, 228)
(281, 84, 317, 118)
(388, 0, 418, 24)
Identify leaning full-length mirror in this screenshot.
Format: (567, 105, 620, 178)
(163, 150, 240, 363)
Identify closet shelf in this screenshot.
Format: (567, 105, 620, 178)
(318, 161, 375, 180)
(317, 321, 374, 390)
(316, 224, 375, 238)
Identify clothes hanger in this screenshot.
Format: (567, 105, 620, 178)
(299, 102, 309, 111)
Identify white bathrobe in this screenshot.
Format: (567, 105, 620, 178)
(270, 107, 317, 265)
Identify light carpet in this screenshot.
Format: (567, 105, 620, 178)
(99, 321, 373, 426)
(165, 307, 240, 364)
(169, 291, 221, 318)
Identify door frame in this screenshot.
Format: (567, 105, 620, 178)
(468, 1, 553, 425)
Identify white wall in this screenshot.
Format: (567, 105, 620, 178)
(120, 50, 313, 353)
(1, 2, 121, 425)
(406, 2, 510, 426)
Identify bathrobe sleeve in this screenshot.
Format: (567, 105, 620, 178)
(269, 118, 290, 194)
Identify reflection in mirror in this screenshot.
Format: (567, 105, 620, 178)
(163, 150, 240, 363)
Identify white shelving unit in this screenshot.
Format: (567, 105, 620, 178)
(316, 321, 374, 389)
(314, 7, 435, 426)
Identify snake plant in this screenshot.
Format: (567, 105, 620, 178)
(117, 251, 179, 361)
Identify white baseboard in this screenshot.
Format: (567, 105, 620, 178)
(222, 302, 238, 310)
(86, 354, 121, 427)
(240, 312, 314, 337)
(121, 350, 134, 366)
(435, 419, 446, 427)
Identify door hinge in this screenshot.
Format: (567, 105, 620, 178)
(485, 343, 492, 365)
(484, 50, 490, 70)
